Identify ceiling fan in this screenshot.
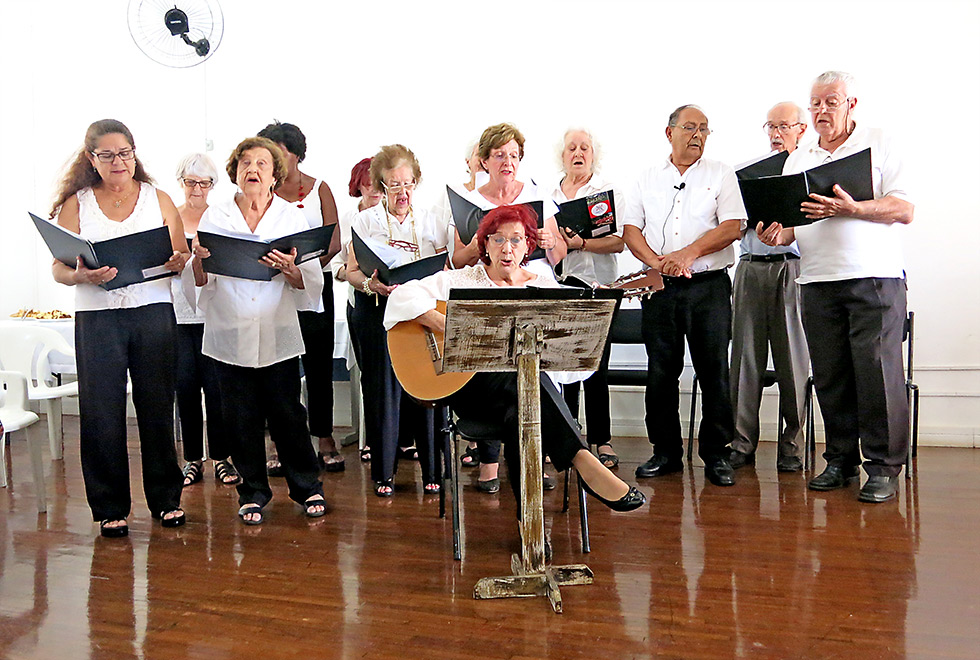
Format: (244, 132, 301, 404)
(127, 0, 224, 68)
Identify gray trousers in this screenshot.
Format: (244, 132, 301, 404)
(730, 258, 809, 459)
(801, 278, 909, 477)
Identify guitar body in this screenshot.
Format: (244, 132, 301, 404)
(387, 300, 475, 401)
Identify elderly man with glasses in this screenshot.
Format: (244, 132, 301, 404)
(729, 103, 810, 474)
(758, 71, 914, 503)
(622, 104, 747, 487)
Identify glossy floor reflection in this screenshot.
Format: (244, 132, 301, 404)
(1, 418, 978, 659)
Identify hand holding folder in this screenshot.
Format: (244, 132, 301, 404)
(196, 224, 334, 281)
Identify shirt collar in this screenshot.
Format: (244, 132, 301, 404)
(808, 121, 866, 157)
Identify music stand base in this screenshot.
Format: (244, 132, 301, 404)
(473, 564, 594, 613)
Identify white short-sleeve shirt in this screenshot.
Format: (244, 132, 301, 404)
(552, 175, 621, 285)
(782, 124, 910, 283)
(621, 157, 747, 274)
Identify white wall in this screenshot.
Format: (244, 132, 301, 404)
(1, 0, 978, 445)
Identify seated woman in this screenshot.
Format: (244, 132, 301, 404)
(384, 205, 645, 512)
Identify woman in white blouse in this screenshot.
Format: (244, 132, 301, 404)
(553, 128, 625, 469)
(345, 144, 450, 498)
(384, 205, 644, 512)
(51, 119, 190, 538)
(192, 137, 325, 525)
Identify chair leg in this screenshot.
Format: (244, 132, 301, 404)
(906, 384, 919, 479)
(1, 432, 8, 489)
(804, 377, 816, 471)
(451, 428, 462, 561)
(26, 424, 47, 513)
(687, 374, 698, 462)
(576, 471, 590, 554)
(44, 398, 64, 460)
(561, 469, 570, 513)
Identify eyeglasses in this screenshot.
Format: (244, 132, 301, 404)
(387, 239, 420, 254)
(382, 181, 417, 194)
(763, 122, 802, 134)
(675, 125, 711, 136)
(182, 178, 214, 189)
(809, 96, 850, 111)
(490, 152, 521, 163)
(91, 149, 136, 163)
(488, 234, 526, 248)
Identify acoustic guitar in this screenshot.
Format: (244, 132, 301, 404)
(387, 270, 666, 401)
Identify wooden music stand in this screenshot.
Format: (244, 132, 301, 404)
(441, 287, 622, 613)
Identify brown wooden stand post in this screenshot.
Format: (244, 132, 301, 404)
(473, 323, 593, 613)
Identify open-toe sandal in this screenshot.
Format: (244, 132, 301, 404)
(374, 481, 394, 498)
(319, 451, 346, 473)
(214, 459, 242, 485)
(158, 509, 186, 528)
(303, 496, 327, 518)
(597, 445, 620, 469)
(424, 482, 441, 494)
(182, 461, 203, 487)
(99, 519, 129, 538)
(398, 446, 419, 461)
(460, 445, 480, 468)
(359, 446, 371, 462)
(267, 459, 283, 477)
(238, 503, 264, 525)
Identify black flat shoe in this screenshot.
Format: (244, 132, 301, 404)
(705, 458, 736, 487)
(635, 454, 683, 479)
(476, 478, 500, 494)
(808, 464, 860, 491)
(99, 520, 129, 538)
(858, 475, 899, 503)
(581, 481, 646, 512)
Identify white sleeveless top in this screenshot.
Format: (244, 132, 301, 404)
(75, 183, 173, 312)
(290, 177, 324, 229)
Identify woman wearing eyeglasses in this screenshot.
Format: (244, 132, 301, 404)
(171, 153, 240, 489)
(384, 205, 645, 512)
(344, 144, 450, 497)
(449, 123, 566, 491)
(50, 119, 190, 538)
(256, 122, 344, 474)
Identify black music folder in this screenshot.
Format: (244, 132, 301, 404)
(351, 231, 447, 285)
(197, 224, 334, 281)
(737, 148, 873, 228)
(554, 190, 617, 238)
(30, 212, 175, 291)
(735, 150, 790, 181)
(446, 187, 544, 244)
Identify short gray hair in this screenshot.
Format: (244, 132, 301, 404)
(668, 104, 705, 127)
(176, 153, 218, 182)
(812, 70, 857, 98)
(770, 101, 808, 124)
(555, 127, 603, 174)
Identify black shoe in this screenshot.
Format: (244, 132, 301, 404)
(542, 473, 557, 491)
(808, 465, 860, 491)
(858, 475, 899, 503)
(704, 458, 736, 487)
(776, 456, 804, 473)
(581, 481, 646, 512)
(476, 478, 500, 494)
(99, 520, 129, 538)
(728, 450, 755, 470)
(635, 454, 683, 479)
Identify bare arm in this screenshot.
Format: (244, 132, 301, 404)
(157, 190, 190, 272)
(802, 186, 914, 225)
(52, 196, 116, 286)
(345, 249, 397, 297)
(318, 181, 342, 262)
(415, 308, 446, 333)
(622, 225, 664, 271)
(756, 222, 796, 247)
(660, 219, 742, 278)
(451, 226, 480, 268)
(563, 229, 625, 255)
(541, 216, 567, 265)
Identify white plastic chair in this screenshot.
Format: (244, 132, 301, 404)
(0, 370, 47, 512)
(0, 325, 78, 460)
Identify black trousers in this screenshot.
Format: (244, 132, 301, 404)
(801, 278, 909, 477)
(213, 357, 323, 508)
(563, 336, 613, 448)
(640, 270, 734, 461)
(348, 290, 439, 484)
(298, 282, 334, 438)
(175, 323, 229, 461)
(449, 372, 588, 502)
(75, 303, 182, 521)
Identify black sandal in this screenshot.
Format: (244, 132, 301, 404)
(99, 519, 129, 538)
(424, 482, 441, 494)
(238, 503, 263, 525)
(319, 451, 346, 473)
(597, 445, 620, 469)
(374, 480, 394, 498)
(267, 458, 283, 477)
(460, 445, 480, 468)
(182, 461, 203, 487)
(359, 446, 371, 462)
(214, 459, 242, 485)
(157, 509, 186, 528)
(398, 446, 419, 461)
(303, 496, 327, 518)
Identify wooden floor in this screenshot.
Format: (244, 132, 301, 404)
(1, 418, 978, 660)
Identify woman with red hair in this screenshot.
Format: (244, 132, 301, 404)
(384, 206, 644, 512)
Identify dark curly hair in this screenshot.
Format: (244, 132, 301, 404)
(257, 121, 307, 161)
(50, 119, 153, 217)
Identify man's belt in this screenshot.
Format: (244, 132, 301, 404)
(740, 254, 800, 263)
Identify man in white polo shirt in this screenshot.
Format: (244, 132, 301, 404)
(623, 104, 746, 487)
(758, 71, 913, 503)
